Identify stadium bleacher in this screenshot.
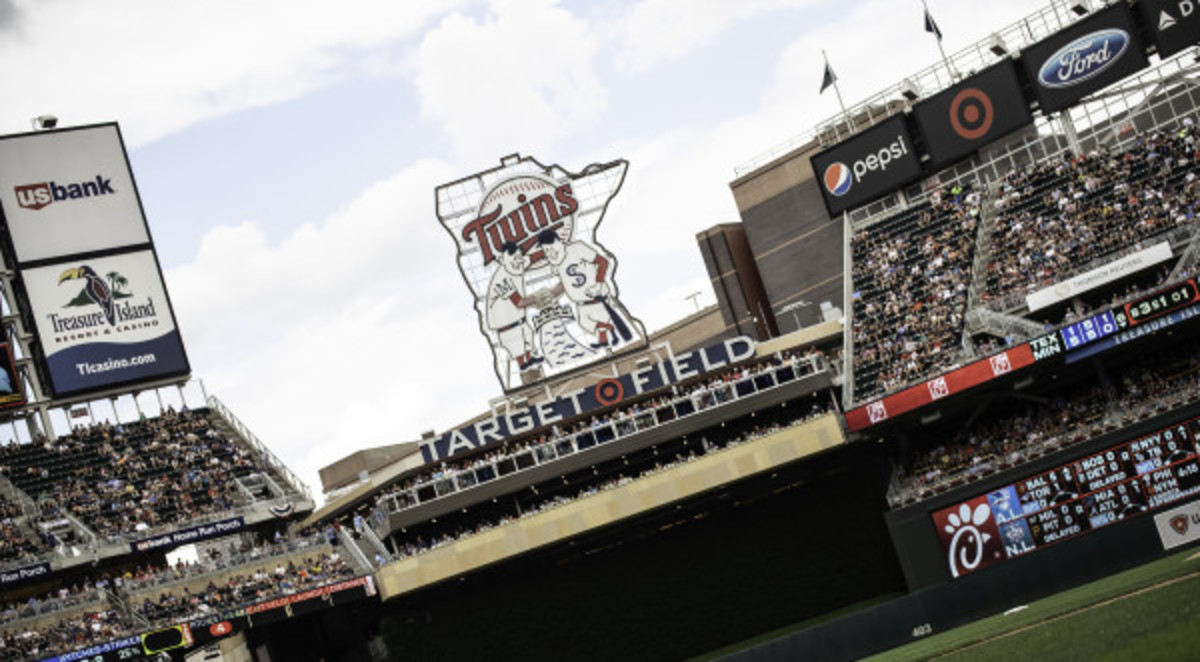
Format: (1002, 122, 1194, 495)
(371, 348, 828, 521)
(983, 126, 1199, 310)
(889, 330, 1200, 507)
(850, 185, 980, 400)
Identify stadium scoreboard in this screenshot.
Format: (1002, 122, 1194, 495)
(933, 414, 1200, 577)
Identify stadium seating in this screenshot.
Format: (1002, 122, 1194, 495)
(0, 605, 132, 662)
(131, 549, 355, 628)
(0, 496, 42, 568)
(888, 333, 1200, 507)
(0, 529, 358, 661)
(850, 185, 980, 401)
(983, 127, 1199, 309)
(0, 409, 261, 542)
(372, 349, 827, 520)
(383, 405, 833, 561)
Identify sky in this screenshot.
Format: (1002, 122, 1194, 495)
(0, 0, 1052, 501)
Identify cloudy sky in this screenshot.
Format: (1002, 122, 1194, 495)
(1, 0, 1051, 500)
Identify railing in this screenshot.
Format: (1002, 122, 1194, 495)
(120, 534, 329, 597)
(375, 354, 829, 521)
(0, 585, 105, 627)
(337, 528, 374, 574)
(207, 395, 313, 501)
(887, 385, 1200, 509)
(734, 0, 1090, 177)
(359, 524, 392, 564)
(967, 179, 1003, 310)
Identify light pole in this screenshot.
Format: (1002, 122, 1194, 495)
(776, 300, 812, 331)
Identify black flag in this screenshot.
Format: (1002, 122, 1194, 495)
(924, 8, 943, 41)
(820, 61, 837, 94)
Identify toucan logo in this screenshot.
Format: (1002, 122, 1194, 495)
(47, 266, 157, 335)
(13, 175, 116, 211)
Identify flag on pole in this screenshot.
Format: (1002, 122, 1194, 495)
(924, 8, 943, 41)
(820, 61, 837, 94)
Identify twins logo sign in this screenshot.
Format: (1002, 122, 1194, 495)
(435, 155, 647, 391)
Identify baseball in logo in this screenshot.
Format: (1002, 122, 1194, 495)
(435, 155, 648, 392)
(948, 87, 994, 140)
(823, 162, 852, 196)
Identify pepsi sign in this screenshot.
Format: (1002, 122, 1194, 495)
(810, 114, 922, 216)
(1020, 4, 1147, 115)
(913, 59, 1033, 171)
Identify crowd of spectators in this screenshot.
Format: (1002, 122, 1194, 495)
(983, 124, 1200, 310)
(0, 607, 132, 662)
(0, 497, 39, 568)
(851, 185, 981, 401)
(373, 348, 828, 519)
(132, 551, 355, 628)
(386, 403, 834, 562)
(890, 335, 1200, 507)
(0, 408, 263, 543)
(0, 528, 355, 661)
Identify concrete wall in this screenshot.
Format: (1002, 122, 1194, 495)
(728, 144, 845, 336)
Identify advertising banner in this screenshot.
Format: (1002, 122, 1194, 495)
(22, 249, 189, 397)
(810, 114, 922, 216)
(1155, 498, 1200, 550)
(1020, 3, 1148, 115)
(931, 495, 1007, 578)
(1136, 0, 1200, 59)
(0, 124, 150, 264)
(435, 155, 647, 391)
(1025, 241, 1172, 312)
(844, 344, 1035, 431)
(0, 561, 51, 588)
(913, 60, 1034, 171)
(129, 517, 244, 553)
(421, 336, 756, 463)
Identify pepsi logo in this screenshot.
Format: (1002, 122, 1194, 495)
(1038, 29, 1129, 89)
(823, 162, 853, 196)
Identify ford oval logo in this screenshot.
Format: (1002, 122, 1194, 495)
(1038, 29, 1129, 89)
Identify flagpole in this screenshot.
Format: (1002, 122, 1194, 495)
(823, 49, 853, 130)
(923, 0, 957, 81)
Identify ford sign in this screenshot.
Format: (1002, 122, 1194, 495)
(1038, 29, 1129, 89)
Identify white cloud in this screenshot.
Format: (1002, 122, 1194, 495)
(165, 159, 500, 496)
(615, 0, 818, 73)
(415, 0, 605, 162)
(0, 0, 462, 145)
(24, 0, 1071, 503)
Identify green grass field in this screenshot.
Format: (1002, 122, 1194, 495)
(866, 547, 1200, 661)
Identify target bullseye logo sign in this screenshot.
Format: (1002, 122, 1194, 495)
(949, 88, 994, 140)
(913, 59, 1033, 171)
(594, 378, 625, 406)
